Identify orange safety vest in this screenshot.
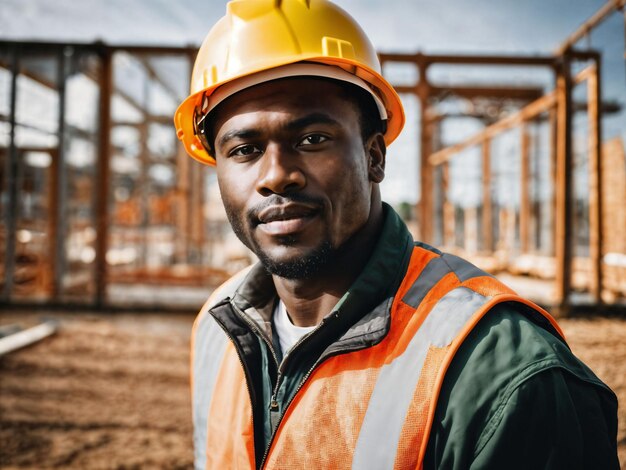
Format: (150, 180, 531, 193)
(191, 244, 565, 469)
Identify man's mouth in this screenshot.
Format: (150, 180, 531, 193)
(256, 203, 319, 236)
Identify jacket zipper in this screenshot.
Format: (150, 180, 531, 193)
(260, 312, 342, 468)
(229, 299, 280, 366)
(224, 300, 380, 469)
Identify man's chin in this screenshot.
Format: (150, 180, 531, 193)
(256, 242, 334, 280)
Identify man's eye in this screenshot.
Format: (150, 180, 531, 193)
(230, 144, 262, 157)
(298, 134, 329, 146)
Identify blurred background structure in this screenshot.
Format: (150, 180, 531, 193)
(0, 0, 625, 315)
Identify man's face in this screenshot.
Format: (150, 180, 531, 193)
(211, 78, 382, 279)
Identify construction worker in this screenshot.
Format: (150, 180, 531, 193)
(175, 1, 619, 468)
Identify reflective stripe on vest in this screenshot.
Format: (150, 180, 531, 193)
(192, 245, 564, 469)
(191, 310, 229, 470)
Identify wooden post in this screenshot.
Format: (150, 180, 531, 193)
(48, 148, 59, 296)
(51, 47, 69, 300)
(2, 46, 19, 301)
(554, 54, 573, 315)
(587, 61, 603, 304)
(520, 122, 531, 254)
(139, 88, 150, 268)
(442, 162, 455, 247)
(175, 142, 190, 264)
(417, 56, 434, 243)
(481, 138, 493, 253)
(95, 47, 113, 308)
(419, 98, 434, 243)
(175, 52, 195, 265)
(189, 164, 205, 263)
(548, 106, 558, 256)
(464, 207, 478, 254)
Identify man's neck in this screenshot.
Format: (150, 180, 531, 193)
(272, 203, 384, 327)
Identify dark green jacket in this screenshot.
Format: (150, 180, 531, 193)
(209, 204, 619, 469)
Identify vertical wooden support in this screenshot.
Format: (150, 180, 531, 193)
(587, 60, 603, 304)
(554, 55, 573, 315)
(51, 47, 69, 300)
(498, 207, 513, 251)
(419, 97, 434, 243)
(548, 106, 558, 256)
(442, 162, 455, 247)
(531, 121, 542, 252)
(481, 138, 493, 253)
(48, 149, 59, 294)
(175, 143, 190, 264)
(2, 46, 19, 301)
(520, 122, 531, 254)
(95, 47, 112, 308)
(417, 57, 434, 243)
(189, 164, 204, 263)
(175, 53, 195, 265)
(464, 207, 478, 254)
(139, 80, 150, 267)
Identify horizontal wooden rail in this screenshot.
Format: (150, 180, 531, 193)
(428, 93, 556, 166)
(428, 66, 595, 167)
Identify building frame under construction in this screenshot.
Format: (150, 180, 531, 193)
(1, 0, 624, 314)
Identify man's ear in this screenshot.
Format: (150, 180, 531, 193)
(366, 133, 386, 183)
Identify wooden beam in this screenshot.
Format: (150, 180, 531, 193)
(520, 122, 531, 254)
(94, 49, 113, 308)
(392, 84, 544, 102)
(587, 62, 604, 304)
(556, 0, 626, 55)
(431, 85, 543, 101)
(549, 107, 558, 256)
(464, 207, 478, 254)
(442, 162, 455, 247)
(2, 47, 19, 301)
(419, 93, 434, 243)
(429, 92, 556, 166)
(379, 52, 556, 67)
(51, 48, 69, 300)
(554, 55, 574, 315)
(481, 139, 493, 252)
(0, 40, 198, 57)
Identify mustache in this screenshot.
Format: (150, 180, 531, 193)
(248, 193, 325, 223)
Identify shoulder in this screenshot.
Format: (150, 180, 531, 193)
(194, 266, 254, 326)
(446, 302, 612, 394)
(425, 303, 619, 469)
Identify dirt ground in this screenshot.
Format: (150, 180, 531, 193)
(0, 310, 625, 469)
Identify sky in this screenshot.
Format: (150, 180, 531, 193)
(0, 0, 604, 52)
(1, 0, 624, 205)
(0, 0, 611, 52)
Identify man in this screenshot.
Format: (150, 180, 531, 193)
(175, 1, 619, 468)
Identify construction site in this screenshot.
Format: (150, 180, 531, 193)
(1, 0, 625, 467)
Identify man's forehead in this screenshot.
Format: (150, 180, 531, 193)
(210, 77, 357, 133)
(218, 77, 348, 112)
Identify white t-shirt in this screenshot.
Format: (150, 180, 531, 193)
(273, 300, 316, 356)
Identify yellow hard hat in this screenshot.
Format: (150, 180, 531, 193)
(174, 0, 405, 166)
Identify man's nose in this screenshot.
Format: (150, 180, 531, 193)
(255, 144, 306, 196)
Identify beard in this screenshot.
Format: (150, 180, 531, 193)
(255, 238, 334, 279)
(222, 194, 336, 280)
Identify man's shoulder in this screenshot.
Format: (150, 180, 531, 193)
(426, 302, 618, 468)
(450, 302, 608, 390)
(193, 265, 254, 330)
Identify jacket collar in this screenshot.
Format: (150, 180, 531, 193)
(231, 203, 414, 347)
